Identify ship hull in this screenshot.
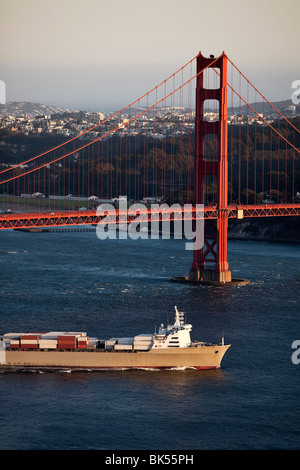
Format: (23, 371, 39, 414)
(1, 345, 230, 371)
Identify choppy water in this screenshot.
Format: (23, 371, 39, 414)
(0, 229, 300, 450)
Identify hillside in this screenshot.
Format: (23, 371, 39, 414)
(0, 101, 75, 118)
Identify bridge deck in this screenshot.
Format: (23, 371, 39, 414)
(1, 204, 300, 230)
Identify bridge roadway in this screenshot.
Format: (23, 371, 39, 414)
(1, 204, 300, 230)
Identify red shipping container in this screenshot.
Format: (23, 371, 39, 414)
(21, 335, 40, 340)
(57, 341, 76, 347)
(58, 343, 76, 349)
(21, 344, 38, 349)
(58, 339, 76, 343)
(58, 341, 76, 345)
(58, 341, 76, 344)
(78, 344, 87, 349)
(58, 335, 77, 340)
(58, 338, 76, 341)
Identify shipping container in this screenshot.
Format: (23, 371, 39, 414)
(38, 339, 57, 349)
(65, 332, 87, 337)
(41, 332, 66, 338)
(21, 335, 40, 339)
(134, 334, 153, 341)
(133, 341, 153, 345)
(105, 338, 117, 346)
(88, 338, 101, 349)
(58, 335, 77, 340)
(21, 339, 38, 344)
(133, 340, 153, 345)
(133, 344, 152, 350)
(58, 340, 77, 344)
(58, 340, 76, 344)
(3, 333, 22, 341)
(117, 337, 134, 345)
(58, 340, 77, 346)
(58, 339, 76, 345)
(58, 336, 76, 349)
(114, 344, 133, 351)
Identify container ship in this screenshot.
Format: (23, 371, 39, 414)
(0, 307, 230, 371)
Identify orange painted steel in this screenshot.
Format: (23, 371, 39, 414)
(190, 52, 231, 283)
(1, 204, 300, 230)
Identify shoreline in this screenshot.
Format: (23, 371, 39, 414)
(12, 226, 300, 245)
(228, 235, 300, 245)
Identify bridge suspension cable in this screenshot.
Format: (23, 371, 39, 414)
(0, 52, 299, 214)
(0, 52, 201, 176)
(227, 57, 300, 135)
(212, 67, 300, 154)
(0, 55, 220, 187)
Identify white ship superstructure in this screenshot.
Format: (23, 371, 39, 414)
(152, 307, 192, 349)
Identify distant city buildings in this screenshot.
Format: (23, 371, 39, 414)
(0, 110, 105, 137)
(0, 103, 298, 140)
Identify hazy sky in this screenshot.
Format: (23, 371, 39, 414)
(0, 0, 299, 111)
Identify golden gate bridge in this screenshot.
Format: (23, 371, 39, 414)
(0, 52, 299, 285)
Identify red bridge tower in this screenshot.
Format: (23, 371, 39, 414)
(188, 52, 232, 284)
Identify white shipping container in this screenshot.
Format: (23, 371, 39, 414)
(22, 333, 43, 337)
(114, 344, 133, 350)
(38, 339, 57, 349)
(3, 333, 22, 340)
(39, 340, 57, 345)
(133, 340, 153, 345)
(88, 338, 99, 343)
(41, 332, 66, 339)
(134, 334, 153, 341)
(21, 339, 38, 344)
(105, 338, 118, 346)
(66, 332, 87, 336)
(138, 341, 153, 344)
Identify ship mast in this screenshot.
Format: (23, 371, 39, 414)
(174, 306, 185, 326)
